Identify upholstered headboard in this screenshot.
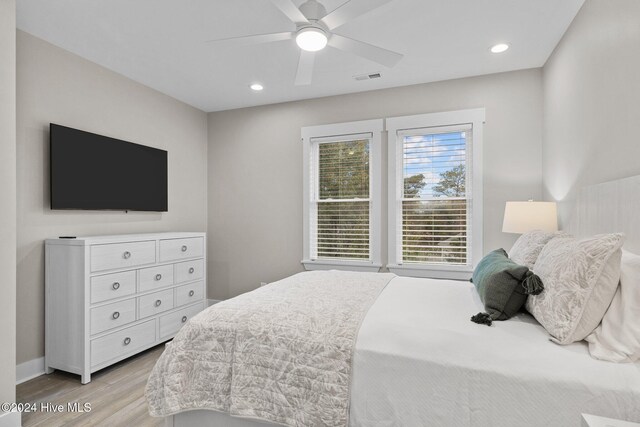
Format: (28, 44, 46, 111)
(575, 175, 640, 253)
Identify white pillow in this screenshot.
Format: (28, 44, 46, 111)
(585, 249, 640, 362)
(508, 230, 565, 269)
(526, 233, 624, 345)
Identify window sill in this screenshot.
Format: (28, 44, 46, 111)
(387, 264, 472, 281)
(301, 260, 382, 273)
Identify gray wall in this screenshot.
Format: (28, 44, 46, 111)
(207, 69, 544, 300)
(543, 0, 640, 228)
(16, 31, 209, 365)
(0, 0, 17, 405)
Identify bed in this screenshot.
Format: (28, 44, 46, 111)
(148, 176, 640, 427)
(152, 275, 640, 427)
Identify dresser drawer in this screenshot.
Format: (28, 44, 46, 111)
(176, 281, 205, 307)
(159, 237, 204, 262)
(90, 320, 156, 368)
(175, 259, 204, 284)
(159, 302, 205, 339)
(138, 264, 174, 292)
(90, 298, 136, 335)
(90, 241, 156, 272)
(90, 270, 136, 304)
(138, 289, 174, 319)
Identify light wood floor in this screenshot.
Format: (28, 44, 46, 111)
(17, 344, 165, 427)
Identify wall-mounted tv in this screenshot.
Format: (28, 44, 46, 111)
(50, 124, 168, 212)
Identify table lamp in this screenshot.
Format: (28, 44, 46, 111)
(502, 200, 558, 234)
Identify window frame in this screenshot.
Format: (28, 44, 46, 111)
(387, 109, 485, 280)
(302, 119, 383, 272)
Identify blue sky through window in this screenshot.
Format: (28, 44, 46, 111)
(403, 131, 466, 198)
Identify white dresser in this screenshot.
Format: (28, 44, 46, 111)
(45, 232, 207, 383)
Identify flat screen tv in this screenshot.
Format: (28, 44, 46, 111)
(50, 124, 168, 212)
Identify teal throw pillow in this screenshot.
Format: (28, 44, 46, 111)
(471, 248, 543, 325)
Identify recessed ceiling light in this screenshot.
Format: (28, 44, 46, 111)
(490, 43, 510, 54)
(249, 83, 264, 91)
(296, 27, 328, 52)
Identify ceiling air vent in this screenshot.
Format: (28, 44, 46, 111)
(354, 73, 382, 81)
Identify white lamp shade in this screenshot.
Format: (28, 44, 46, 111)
(502, 201, 558, 234)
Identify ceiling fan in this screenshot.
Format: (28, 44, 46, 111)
(206, 0, 403, 86)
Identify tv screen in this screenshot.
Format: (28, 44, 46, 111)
(50, 124, 168, 212)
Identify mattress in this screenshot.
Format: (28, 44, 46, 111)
(170, 276, 640, 427)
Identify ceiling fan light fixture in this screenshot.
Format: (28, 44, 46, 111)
(296, 27, 328, 52)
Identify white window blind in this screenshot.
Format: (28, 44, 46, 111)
(310, 134, 372, 261)
(398, 124, 472, 267)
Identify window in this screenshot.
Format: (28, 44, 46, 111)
(400, 125, 470, 265)
(387, 109, 484, 279)
(316, 138, 370, 259)
(302, 119, 383, 271)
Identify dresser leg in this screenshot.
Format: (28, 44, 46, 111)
(81, 373, 91, 384)
(45, 366, 54, 374)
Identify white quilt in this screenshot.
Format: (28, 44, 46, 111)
(146, 270, 394, 426)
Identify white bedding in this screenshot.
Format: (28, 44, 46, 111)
(169, 275, 640, 427)
(148, 271, 394, 425)
(350, 276, 640, 426)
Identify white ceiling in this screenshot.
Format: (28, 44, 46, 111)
(17, 0, 584, 112)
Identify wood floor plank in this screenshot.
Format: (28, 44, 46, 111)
(17, 343, 167, 427)
(94, 395, 159, 427)
(54, 367, 151, 427)
(26, 378, 112, 427)
(17, 372, 78, 403)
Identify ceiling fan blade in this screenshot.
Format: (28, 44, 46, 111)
(295, 51, 315, 86)
(328, 34, 402, 68)
(270, 0, 309, 24)
(205, 31, 294, 48)
(320, 0, 391, 30)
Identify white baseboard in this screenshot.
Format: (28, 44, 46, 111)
(0, 410, 21, 427)
(207, 299, 221, 307)
(16, 356, 45, 385)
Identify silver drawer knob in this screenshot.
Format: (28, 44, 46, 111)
(181, 245, 188, 252)
(112, 311, 120, 320)
(189, 290, 195, 297)
(112, 282, 120, 290)
(181, 316, 187, 323)
(188, 267, 195, 274)
(123, 251, 131, 259)
(155, 273, 162, 281)
(123, 337, 131, 345)
(155, 299, 162, 307)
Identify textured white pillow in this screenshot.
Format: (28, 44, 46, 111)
(585, 249, 640, 362)
(508, 230, 565, 269)
(526, 233, 624, 345)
